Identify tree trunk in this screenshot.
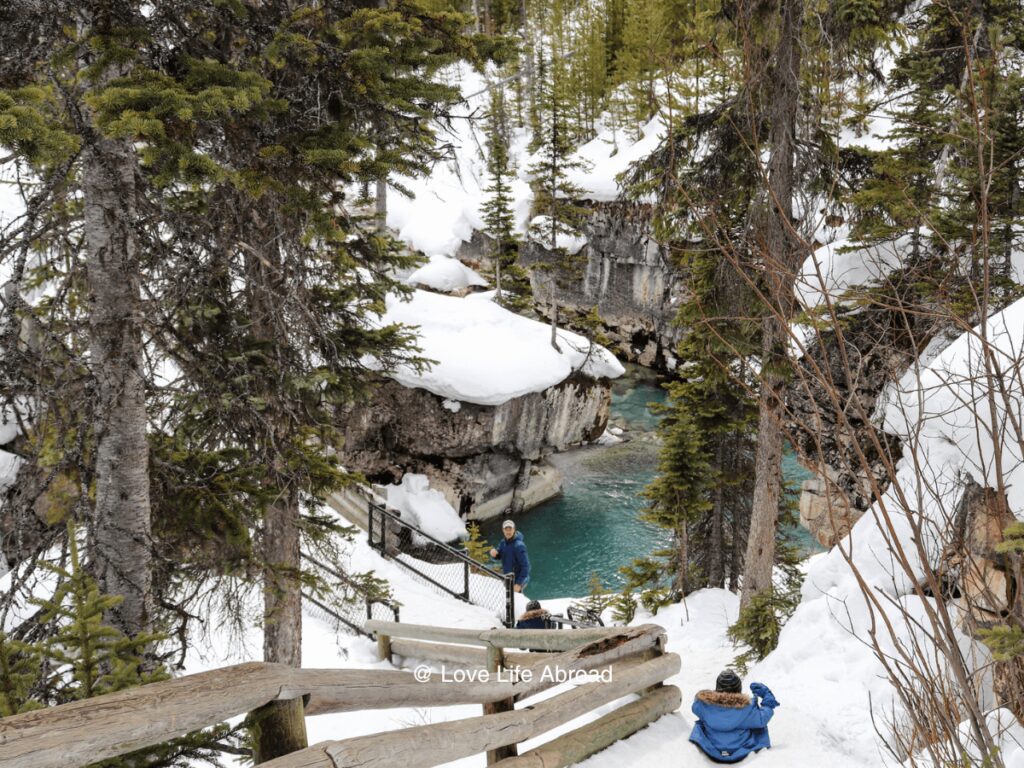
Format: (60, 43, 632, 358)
(253, 465, 308, 765)
(244, 209, 308, 762)
(375, 177, 387, 233)
(740, 0, 803, 610)
(709, 438, 725, 589)
(549, 295, 560, 352)
(263, 487, 303, 668)
(672, 524, 687, 596)
(81, 78, 153, 643)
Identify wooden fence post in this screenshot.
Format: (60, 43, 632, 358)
(251, 698, 307, 765)
(484, 645, 517, 764)
(378, 633, 393, 664)
(642, 632, 667, 694)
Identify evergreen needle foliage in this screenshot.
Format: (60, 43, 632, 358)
(463, 522, 493, 567)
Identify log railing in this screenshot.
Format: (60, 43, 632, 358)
(0, 622, 679, 768)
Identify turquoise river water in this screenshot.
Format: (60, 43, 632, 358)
(480, 366, 820, 599)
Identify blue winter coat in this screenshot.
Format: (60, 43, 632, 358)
(495, 531, 530, 586)
(689, 687, 777, 763)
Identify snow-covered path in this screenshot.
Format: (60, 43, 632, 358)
(184, 528, 881, 767)
(574, 590, 880, 768)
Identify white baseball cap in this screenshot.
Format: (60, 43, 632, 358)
(502, 519, 515, 529)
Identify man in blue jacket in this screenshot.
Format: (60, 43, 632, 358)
(489, 519, 530, 592)
(689, 669, 779, 763)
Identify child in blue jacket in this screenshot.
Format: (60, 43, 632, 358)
(689, 669, 779, 763)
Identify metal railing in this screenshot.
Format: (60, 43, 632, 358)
(367, 501, 515, 627)
(302, 553, 400, 638)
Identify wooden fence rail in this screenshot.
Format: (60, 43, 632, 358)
(364, 619, 622, 652)
(0, 663, 516, 768)
(0, 622, 679, 768)
(258, 654, 681, 768)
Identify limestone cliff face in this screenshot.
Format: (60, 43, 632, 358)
(516, 201, 684, 369)
(339, 373, 612, 520)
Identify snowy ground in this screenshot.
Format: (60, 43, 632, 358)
(184, 529, 884, 768)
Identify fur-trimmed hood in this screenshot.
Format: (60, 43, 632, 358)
(695, 690, 752, 709)
(518, 608, 549, 621)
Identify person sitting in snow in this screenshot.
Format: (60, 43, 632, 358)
(689, 669, 779, 763)
(516, 600, 550, 629)
(489, 519, 530, 592)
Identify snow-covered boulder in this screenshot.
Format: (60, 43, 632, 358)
(386, 473, 467, 544)
(405, 254, 488, 293)
(347, 290, 622, 519)
(377, 289, 623, 406)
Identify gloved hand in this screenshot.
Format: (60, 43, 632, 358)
(750, 682, 779, 708)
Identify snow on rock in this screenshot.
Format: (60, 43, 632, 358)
(795, 236, 911, 309)
(527, 216, 588, 255)
(382, 67, 670, 257)
(441, 398, 462, 413)
(379, 289, 624, 405)
(595, 428, 623, 446)
(406, 254, 488, 292)
(386, 473, 467, 544)
(564, 114, 668, 202)
(0, 449, 21, 493)
(464, 289, 498, 302)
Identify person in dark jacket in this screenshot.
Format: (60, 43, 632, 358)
(689, 669, 779, 763)
(489, 519, 530, 592)
(516, 600, 550, 629)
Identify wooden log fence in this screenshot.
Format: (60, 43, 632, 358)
(0, 620, 679, 768)
(258, 653, 680, 768)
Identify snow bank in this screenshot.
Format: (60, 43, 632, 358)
(795, 236, 911, 309)
(406, 254, 488, 292)
(379, 289, 624, 405)
(759, 296, 1024, 766)
(800, 294, 1024, 598)
(883, 295, 1024, 518)
(386, 473, 466, 544)
(810, 293, 1024, 592)
(383, 66, 670, 257)
(384, 65, 534, 256)
(564, 114, 667, 202)
(0, 449, 21, 493)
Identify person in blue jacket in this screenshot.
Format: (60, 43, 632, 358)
(689, 669, 779, 763)
(489, 519, 530, 592)
(516, 600, 550, 629)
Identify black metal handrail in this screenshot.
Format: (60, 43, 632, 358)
(367, 501, 515, 627)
